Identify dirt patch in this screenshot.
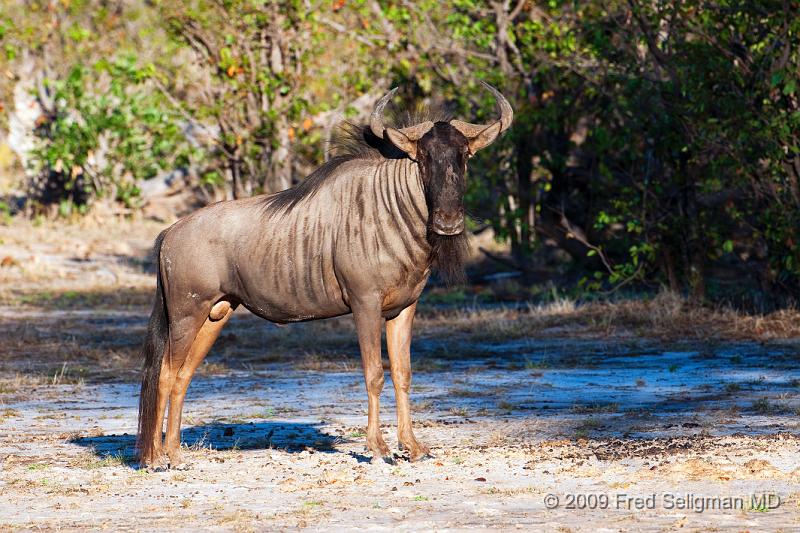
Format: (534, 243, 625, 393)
(1, 218, 800, 530)
(2, 376, 800, 530)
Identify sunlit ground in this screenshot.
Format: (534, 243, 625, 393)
(1, 218, 799, 530)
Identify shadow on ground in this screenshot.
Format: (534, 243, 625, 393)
(69, 420, 355, 467)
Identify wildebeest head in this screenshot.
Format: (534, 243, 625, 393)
(370, 82, 513, 237)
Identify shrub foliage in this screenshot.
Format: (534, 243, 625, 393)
(0, 0, 798, 302)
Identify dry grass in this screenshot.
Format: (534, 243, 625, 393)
(3, 286, 799, 386)
(0, 216, 154, 300)
(0, 369, 91, 392)
(0, 286, 154, 308)
(572, 403, 619, 414)
(0, 408, 20, 422)
(416, 291, 800, 341)
(2, 217, 800, 386)
(68, 450, 132, 469)
(216, 509, 262, 532)
(0, 312, 143, 382)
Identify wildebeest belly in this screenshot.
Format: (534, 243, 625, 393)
(226, 238, 429, 324)
(230, 247, 429, 323)
(224, 235, 350, 323)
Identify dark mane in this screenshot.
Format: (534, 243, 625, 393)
(262, 124, 397, 213)
(263, 103, 452, 213)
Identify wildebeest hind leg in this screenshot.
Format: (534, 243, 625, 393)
(147, 311, 209, 469)
(386, 302, 431, 461)
(164, 300, 236, 468)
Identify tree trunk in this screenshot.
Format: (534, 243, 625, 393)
(266, 117, 292, 193)
(679, 154, 706, 301)
(660, 244, 681, 292)
(514, 133, 534, 264)
(229, 156, 243, 200)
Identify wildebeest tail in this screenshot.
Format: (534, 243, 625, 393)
(137, 230, 169, 462)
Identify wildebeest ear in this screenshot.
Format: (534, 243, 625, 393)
(467, 121, 503, 154)
(385, 127, 418, 159)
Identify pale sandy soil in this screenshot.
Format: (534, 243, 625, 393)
(1, 219, 799, 531)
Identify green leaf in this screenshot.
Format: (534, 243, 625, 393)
(722, 240, 734, 253)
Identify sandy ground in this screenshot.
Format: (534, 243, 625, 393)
(1, 218, 800, 531)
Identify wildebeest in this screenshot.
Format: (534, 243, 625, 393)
(138, 82, 513, 468)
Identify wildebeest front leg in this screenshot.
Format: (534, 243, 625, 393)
(352, 298, 392, 462)
(386, 302, 431, 461)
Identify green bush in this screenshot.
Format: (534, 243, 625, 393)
(28, 55, 198, 208)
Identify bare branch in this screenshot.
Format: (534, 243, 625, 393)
(509, 0, 527, 20)
(316, 17, 382, 48)
(369, 1, 400, 49)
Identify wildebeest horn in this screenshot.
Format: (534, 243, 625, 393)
(449, 81, 513, 140)
(370, 88, 433, 141)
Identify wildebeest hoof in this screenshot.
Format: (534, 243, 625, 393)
(170, 461, 192, 471)
(371, 455, 395, 466)
(409, 451, 433, 463)
(400, 440, 432, 462)
(167, 450, 189, 470)
(144, 454, 171, 472)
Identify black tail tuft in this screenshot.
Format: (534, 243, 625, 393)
(136, 230, 169, 464)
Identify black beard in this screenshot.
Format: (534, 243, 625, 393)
(427, 230, 469, 286)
